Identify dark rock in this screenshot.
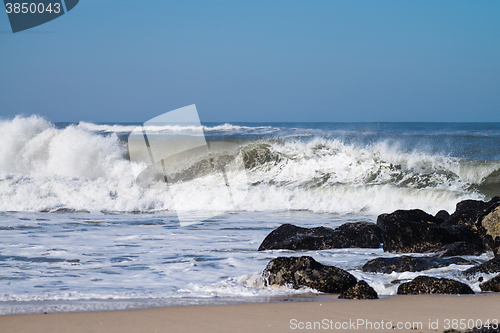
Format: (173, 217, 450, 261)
(263, 256, 357, 293)
(477, 201, 500, 254)
(447, 199, 493, 228)
(362, 256, 476, 274)
(258, 222, 383, 251)
(339, 280, 378, 299)
(464, 256, 500, 276)
(377, 209, 444, 253)
(377, 209, 440, 230)
(435, 210, 450, 223)
(428, 241, 484, 257)
(397, 276, 474, 295)
(479, 274, 500, 292)
(258, 224, 335, 251)
(377, 209, 482, 253)
(442, 224, 484, 249)
(332, 222, 384, 248)
(443, 198, 500, 252)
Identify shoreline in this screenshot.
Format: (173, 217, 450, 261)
(1, 294, 500, 333)
(0, 293, 329, 316)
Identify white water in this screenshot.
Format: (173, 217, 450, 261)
(0, 116, 492, 215)
(0, 210, 492, 309)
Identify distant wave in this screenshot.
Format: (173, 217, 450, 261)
(1, 116, 498, 215)
(77, 122, 279, 134)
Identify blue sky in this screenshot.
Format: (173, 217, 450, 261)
(1, 0, 499, 123)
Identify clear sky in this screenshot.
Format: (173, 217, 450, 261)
(1, 0, 499, 123)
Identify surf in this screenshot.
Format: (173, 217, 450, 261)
(0, 116, 498, 215)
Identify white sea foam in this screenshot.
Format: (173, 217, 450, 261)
(1, 116, 496, 214)
(0, 116, 128, 179)
(0, 116, 172, 212)
(0, 209, 496, 312)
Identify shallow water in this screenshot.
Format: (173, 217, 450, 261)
(0, 210, 493, 314)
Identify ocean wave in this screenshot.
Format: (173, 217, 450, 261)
(1, 116, 498, 215)
(240, 138, 500, 193)
(0, 115, 129, 179)
(77, 121, 278, 134)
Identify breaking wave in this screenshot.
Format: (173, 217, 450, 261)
(0, 116, 498, 215)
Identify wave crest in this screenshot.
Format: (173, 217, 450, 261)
(240, 138, 500, 192)
(0, 115, 129, 180)
(0, 117, 498, 214)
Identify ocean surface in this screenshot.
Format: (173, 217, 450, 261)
(1, 116, 500, 315)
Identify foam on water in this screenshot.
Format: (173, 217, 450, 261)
(0, 209, 497, 314)
(0, 211, 335, 306)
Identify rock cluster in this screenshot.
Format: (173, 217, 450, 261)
(378, 208, 482, 253)
(377, 197, 500, 254)
(258, 197, 500, 254)
(259, 197, 500, 297)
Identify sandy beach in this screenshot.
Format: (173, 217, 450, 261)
(2, 294, 500, 333)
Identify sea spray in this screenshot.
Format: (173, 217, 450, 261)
(1, 116, 498, 214)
